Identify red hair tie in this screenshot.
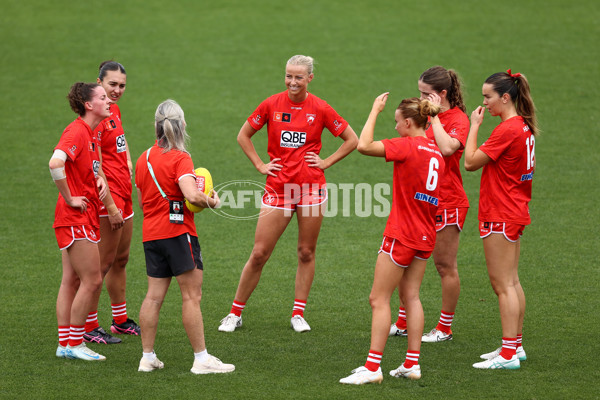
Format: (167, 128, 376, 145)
(507, 68, 521, 78)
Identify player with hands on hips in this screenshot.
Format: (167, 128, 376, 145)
(390, 67, 470, 343)
(218, 55, 358, 334)
(340, 94, 444, 385)
(51, 82, 112, 361)
(464, 69, 538, 370)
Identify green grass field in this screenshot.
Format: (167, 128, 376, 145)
(1, 0, 599, 398)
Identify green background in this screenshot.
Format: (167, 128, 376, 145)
(1, 0, 598, 398)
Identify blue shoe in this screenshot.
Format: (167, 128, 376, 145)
(56, 345, 66, 358)
(66, 343, 106, 361)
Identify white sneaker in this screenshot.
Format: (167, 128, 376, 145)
(473, 354, 520, 369)
(339, 366, 383, 385)
(480, 346, 527, 361)
(389, 323, 408, 337)
(56, 345, 66, 358)
(65, 343, 106, 361)
(191, 355, 235, 374)
(389, 364, 421, 380)
(218, 313, 242, 332)
(138, 356, 165, 372)
(290, 315, 311, 332)
(421, 328, 452, 342)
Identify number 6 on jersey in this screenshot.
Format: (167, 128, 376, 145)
(426, 157, 440, 191)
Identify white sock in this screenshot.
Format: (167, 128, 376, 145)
(194, 349, 209, 363)
(143, 351, 157, 361)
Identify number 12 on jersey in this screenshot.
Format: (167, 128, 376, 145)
(526, 135, 535, 171)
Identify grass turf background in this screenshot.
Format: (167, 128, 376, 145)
(0, 0, 598, 398)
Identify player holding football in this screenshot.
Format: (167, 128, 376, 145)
(135, 99, 234, 374)
(340, 94, 444, 384)
(389, 67, 470, 343)
(218, 55, 358, 333)
(51, 82, 111, 361)
(464, 69, 538, 369)
(82, 61, 140, 345)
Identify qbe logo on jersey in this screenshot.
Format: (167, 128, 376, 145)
(280, 130, 306, 148)
(92, 160, 100, 177)
(116, 134, 127, 153)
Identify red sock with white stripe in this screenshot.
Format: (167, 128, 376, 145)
(84, 311, 100, 332)
(499, 337, 517, 360)
(403, 350, 420, 368)
(517, 333, 523, 348)
(292, 299, 306, 318)
(58, 326, 69, 347)
(364, 350, 383, 372)
(230, 301, 245, 317)
(435, 310, 454, 334)
(394, 307, 407, 329)
(112, 302, 128, 325)
(68, 325, 85, 347)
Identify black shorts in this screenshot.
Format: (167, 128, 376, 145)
(143, 233, 203, 278)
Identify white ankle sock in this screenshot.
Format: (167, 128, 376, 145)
(194, 350, 209, 362)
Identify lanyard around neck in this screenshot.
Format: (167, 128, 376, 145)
(146, 147, 169, 200)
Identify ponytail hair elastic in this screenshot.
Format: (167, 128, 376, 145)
(506, 69, 521, 78)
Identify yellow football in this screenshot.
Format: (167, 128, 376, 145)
(185, 167, 214, 213)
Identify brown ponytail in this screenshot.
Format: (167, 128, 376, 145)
(67, 82, 100, 116)
(420, 66, 466, 112)
(485, 71, 539, 136)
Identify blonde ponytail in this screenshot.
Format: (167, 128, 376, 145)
(155, 99, 190, 153)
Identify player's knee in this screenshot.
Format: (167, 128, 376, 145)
(489, 279, 509, 296)
(143, 295, 165, 308)
(114, 253, 130, 269)
(400, 289, 420, 306)
(249, 246, 271, 266)
(435, 260, 458, 277)
(181, 288, 202, 304)
(369, 292, 387, 310)
(297, 246, 315, 264)
(85, 276, 103, 294)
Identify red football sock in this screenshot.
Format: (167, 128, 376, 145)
(517, 333, 523, 348)
(230, 300, 245, 317)
(111, 302, 128, 325)
(394, 307, 407, 329)
(292, 299, 307, 318)
(68, 325, 85, 347)
(435, 310, 454, 334)
(403, 350, 420, 368)
(364, 350, 383, 372)
(499, 337, 517, 360)
(58, 326, 69, 347)
(84, 311, 100, 332)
